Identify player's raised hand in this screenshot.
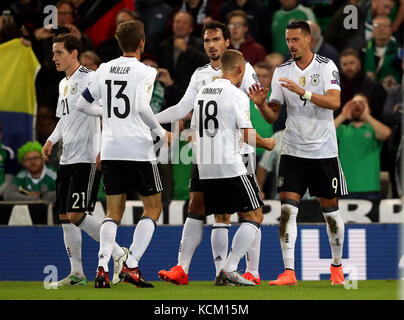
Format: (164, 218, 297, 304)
(263, 137, 276, 151)
(248, 83, 268, 107)
(279, 78, 305, 96)
(42, 140, 53, 162)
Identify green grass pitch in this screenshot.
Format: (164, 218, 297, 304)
(0, 280, 400, 300)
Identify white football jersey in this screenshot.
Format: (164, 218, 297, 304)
(84, 56, 163, 161)
(56, 66, 101, 165)
(191, 78, 253, 179)
(269, 54, 341, 159)
(156, 62, 259, 154)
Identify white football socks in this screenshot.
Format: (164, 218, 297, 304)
(126, 217, 157, 269)
(211, 223, 229, 277)
(98, 218, 118, 272)
(62, 223, 84, 277)
(279, 202, 299, 270)
(245, 227, 261, 278)
(323, 208, 345, 266)
(77, 214, 124, 259)
(222, 221, 259, 273)
(177, 216, 204, 274)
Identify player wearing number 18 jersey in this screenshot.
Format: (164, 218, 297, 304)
(157, 22, 266, 285)
(191, 49, 275, 285)
(249, 20, 347, 286)
(78, 20, 170, 288)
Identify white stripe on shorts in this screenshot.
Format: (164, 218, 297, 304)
(240, 175, 259, 209)
(152, 161, 163, 192)
(86, 163, 96, 208)
(337, 158, 348, 196)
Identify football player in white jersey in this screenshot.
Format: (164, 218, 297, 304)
(191, 49, 275, 285)
(249, 20, 347, 286)
(77, 20, 171, 288)
(157, 21, 267, 285)
(42, 34, 127, 287)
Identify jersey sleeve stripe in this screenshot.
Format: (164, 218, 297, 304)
(82, 88, 95, 103)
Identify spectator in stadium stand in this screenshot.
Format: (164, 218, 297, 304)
(0, 121, 19, 200)
(135, 0, 172, 55)
(35, 106, 61, 170)
(271, 0, 317, 57)
(3, 141, 56, 204)
(165, 0, 218, 39)
(96, 8, 138, 63)
(220, 0, 271, 51)
(382, 56, 404, 198)
(337, 48, 387, 123)
(306, 20, 340, 71)
(157, 11, 209, 97)
(79, 50, 101, 71)
(334, 93, 391, 201)
(325, 0, 395, 53)
(363, 15, 401, 93)
(226, 10, 267, 65)
(33, 0, 93, 110)
(265, 52, 284, 69)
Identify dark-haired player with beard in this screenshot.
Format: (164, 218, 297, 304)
(249, 20, 347, 286)
(156, 21, 268, 286)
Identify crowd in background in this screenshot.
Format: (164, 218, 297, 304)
(1, 0, 404, 208)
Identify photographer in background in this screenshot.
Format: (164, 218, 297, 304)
(33, 0, 93, 111)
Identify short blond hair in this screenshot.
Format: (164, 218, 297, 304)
(221, 49, 244, 73)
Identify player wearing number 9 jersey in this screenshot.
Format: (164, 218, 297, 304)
(78, 20, 170, 288)
(42, 34, 127, 287)
(249, 20, 347, 286)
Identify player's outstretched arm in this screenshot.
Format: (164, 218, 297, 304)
(248, 83, 282, 124)
(279, 78, 340, 110)
(76, 94, 102, 117)
(243, 128, 276, 151)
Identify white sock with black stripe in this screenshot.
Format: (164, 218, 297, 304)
(178, 215, 204, 274)
(77, 214, 124, 259)
(222, 221, 259, 273)
(98, 218, 118, 272)
(323, 207, 345, 266)
(245, 227, 261, 278)
(62, 223, 84, 278)
(279, 201, 299, 270)
(211, 223, 229, 277)
(126, 216, 157, 269)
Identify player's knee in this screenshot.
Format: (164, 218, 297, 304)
(214, 214, 230, 224)
(67, 212, 85, 225)
(239, 208, 263, 224)
(188, 192, 204, 214)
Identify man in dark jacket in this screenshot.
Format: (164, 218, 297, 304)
(157, 11, 209, 96)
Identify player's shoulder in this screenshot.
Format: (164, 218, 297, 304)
(196, 63, 211, 72)
(277, 59, 294, 69)
(314, 54, 331, 65)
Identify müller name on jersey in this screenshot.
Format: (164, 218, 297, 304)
(201, 87, 223, 95)
(109, 66, 131, 74)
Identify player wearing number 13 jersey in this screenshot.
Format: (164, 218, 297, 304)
(249, 21, 347, 286)
(78, 20, 170, 288)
